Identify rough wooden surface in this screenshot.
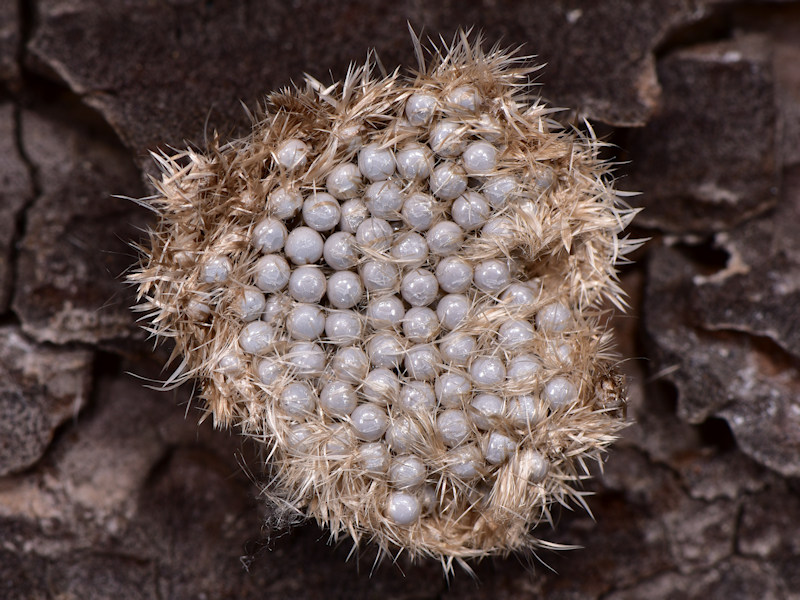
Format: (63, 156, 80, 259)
(1, 1, 799, 598)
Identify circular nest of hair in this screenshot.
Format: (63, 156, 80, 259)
(131, 31, 639, 569)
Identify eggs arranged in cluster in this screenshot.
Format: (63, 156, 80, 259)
(224, 118, 586, 524)
(134, 36, 635, 562)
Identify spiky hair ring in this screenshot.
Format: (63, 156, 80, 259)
(131, 31, 639, 568)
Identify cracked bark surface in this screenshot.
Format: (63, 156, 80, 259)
(0, 1, 20, 84)
(2, 1, 799, 598)
(0, 102, 32, 312)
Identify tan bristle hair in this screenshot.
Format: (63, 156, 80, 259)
(129, 29, 640, 571)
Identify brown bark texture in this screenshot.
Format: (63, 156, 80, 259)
(1, 1, 799, 598)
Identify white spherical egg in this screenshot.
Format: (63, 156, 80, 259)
(469, 356, 506, 386)
(526, 450, 550, 483)
(405, 92, 438, 126)
(508, 395, 543, 428)
(536, 302, 572, 332)
(436, 294, 470, 330)
(533, 165, 556, 193)
(544, 376, 578, 409)
(551, 341, 572, 365)
(275, 138, 309, 170)
(320, 380, 358, 417)
(482, 175, 518, 208)
(386, 491, 421, 526)
(434, 373, 471, 408)
(398, 380, 436, 411)
(420, 483, 438, 511)
(481, 216, 515, 241)
(350, 403, 389, 441)
(429, 162, 467, 200)
(217, 352, 243, 376)
(462, 141, 498, 175)
(473, 259, 511, 292)
(447, 445, 482, 479)
(326, 162, 361, 199)
(237, 286, 266, 322)
(286, 341, 326, 377)
(323, 231, 359, 271)
(254, 254, 290, 293)
(302, 192, 341, 232)
(439, 333, 476, 366)
(279, 382, 317, 417)
(435, 256, 472, 294)
(286, 304, 325, 340)
(360, 260, 399, 293)
(324, 310, 362, 344)
(268, 186, 303, 220)
(238, 321, 276, 355)
(501, 283, 537, 305)
(355, 217, 393, 251)
(361, 368, 400, 404)
(429, 120, 466, 157)
(326, 270, 363, 309)
(338, 198, 369, 233)
(391, 232, 428, 267)
(284, 227, 324, 265)
(402, 306, 439, 343)
(390, 455, 426, 488)
(385, 414, 423, 453)
(201, 255, 231, 284)
(256, 356, 283, 385)
(367, 333, 405, 369)
(396, 143, 433, 179)
(287, 423, 314, 454)
(426, 220, 464, 256)
(325, 423, 354, 456)
(474, 113, 503, 142)
(263, 293, 291, 325)
(470, 393, 504, 430)
(337, 122, 363, 151)
(436, 409, 470, 447)
(484, 431, 515, 465)
(331, 346, 369, 384)
(366, 294, 406, 328)
(446, 85, 480, 111)
(506, 354, 541, 384)
(358, 441, 390, 473)
(404, 345, 440, 381)
(498, 319, 536, 348)
(400, 269, 439, 307)
(452, 191, 490, 230)
(288, 266, 327, 303)
(185, 298, 210, 321)
(401, 192, 435, 231)
(365, 180, 404, 219)
(358, 143, 396, 181)
(252, 217, 287, 253)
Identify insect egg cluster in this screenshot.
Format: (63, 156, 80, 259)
(132, 34, 639, 564)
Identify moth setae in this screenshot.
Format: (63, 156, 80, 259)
(130, 30, 639, 571)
